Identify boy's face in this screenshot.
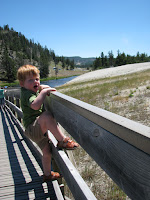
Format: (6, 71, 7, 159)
(20, 74, 40, 93)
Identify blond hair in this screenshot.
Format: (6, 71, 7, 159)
(17, 65, 40, 82)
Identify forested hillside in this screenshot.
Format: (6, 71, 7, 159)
(0, 25, 75, 81)
(66, 50, 150, 71)
(93, 50, 150, 70)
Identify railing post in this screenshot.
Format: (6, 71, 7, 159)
(16, 98, 21, 122)
(8, 96, 12, 110)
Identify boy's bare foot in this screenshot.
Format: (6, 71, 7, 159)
(57, 137, 79, 150)
(43, 171, 62, 182)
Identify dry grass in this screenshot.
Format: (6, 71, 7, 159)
(57, 69, 150, 200)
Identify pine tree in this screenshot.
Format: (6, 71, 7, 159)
(2, 49, 16, 81)
(101, 52, 105, 67)
(108, 50, 114, 66)
(93, 57, 102, 69)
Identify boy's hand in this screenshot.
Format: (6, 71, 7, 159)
(45, 87, 56, 96)
(39, 85, 56, 95)
(39, 85, 50, 92)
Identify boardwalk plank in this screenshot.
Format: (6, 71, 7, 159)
(0, 107, 59, 200)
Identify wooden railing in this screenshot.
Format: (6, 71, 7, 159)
(4, 88, 150, 200)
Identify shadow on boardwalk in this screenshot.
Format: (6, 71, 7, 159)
(0, 107, 57, 200)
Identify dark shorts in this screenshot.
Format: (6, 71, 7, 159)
(24, 117, 49, 150)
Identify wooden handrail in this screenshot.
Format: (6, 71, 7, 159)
(46, 91, 150, 155)
(4, 89, 150, 200)
(4, 89, 97, 200)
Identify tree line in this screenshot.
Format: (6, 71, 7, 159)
(0, 25, 150, 81)
(0, 25, 75, 81)
(93, 50, 150, 70)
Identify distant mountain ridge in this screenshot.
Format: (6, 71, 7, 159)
(66, 56, 96, 67)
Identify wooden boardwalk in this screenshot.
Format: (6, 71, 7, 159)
(0, 106, 59, 200)
(4, 89, 150, 200)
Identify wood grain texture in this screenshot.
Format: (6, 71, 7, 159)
(46, 92, 150, 155)
(44, 92, 150, 200)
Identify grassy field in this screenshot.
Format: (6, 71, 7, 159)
(58, 69, 150, 125)
(57, 69, 150, 199)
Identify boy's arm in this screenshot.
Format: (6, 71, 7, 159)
(30, 87, 56, 110)
(39, 84, 50, 92)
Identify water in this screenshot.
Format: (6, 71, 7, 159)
(9, 76, 77, 90)
(41, 76, 77, 88)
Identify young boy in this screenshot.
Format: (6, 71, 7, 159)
(17, 65, 79, 182)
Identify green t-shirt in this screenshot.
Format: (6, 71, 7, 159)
(20, 87, 43, 129)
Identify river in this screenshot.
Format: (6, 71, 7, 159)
(8, 76, 77, 89)
(41, 76, 77, 88)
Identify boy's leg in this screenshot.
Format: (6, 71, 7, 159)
(24, 118, 62, 181)
(38, 111, 79, 149)
(38, 111, 65, 141)
(42, 142, 62, 181)
(42, 142, 51, 176)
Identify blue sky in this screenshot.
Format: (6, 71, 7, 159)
(1, 0, 150, 58)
